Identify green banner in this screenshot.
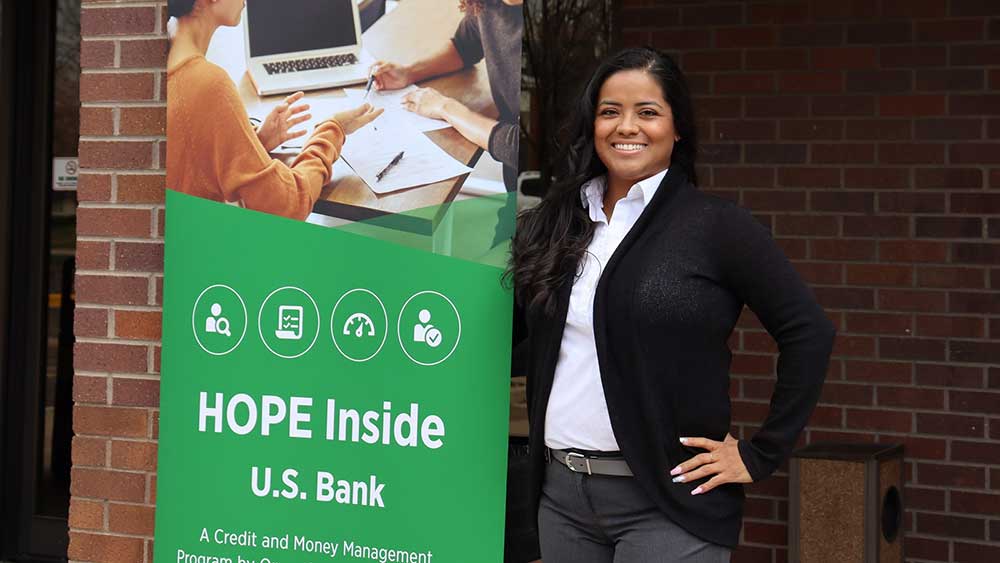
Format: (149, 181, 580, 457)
(154, 192, 513, 562)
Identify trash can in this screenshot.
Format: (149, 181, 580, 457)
(789, 442, 904, 563)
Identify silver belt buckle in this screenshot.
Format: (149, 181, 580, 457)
(564, 452, 592, 475)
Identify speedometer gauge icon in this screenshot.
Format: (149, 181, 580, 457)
(343, 312, 376, 338)
(331, 289, 387, 362)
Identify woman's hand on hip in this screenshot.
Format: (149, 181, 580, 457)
(330, 103, 384, 135)
(256, 91, 311, 152)
(669, 434, 752, 495)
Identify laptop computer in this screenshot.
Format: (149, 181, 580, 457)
(244, 0, 375, 97)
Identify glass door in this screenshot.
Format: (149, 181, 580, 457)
(1, 0, 77, 559)
(39, 0, 79, 524)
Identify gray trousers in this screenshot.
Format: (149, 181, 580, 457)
(537, 460, 732, 563)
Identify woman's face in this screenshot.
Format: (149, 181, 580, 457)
(593, 69, 679, 187)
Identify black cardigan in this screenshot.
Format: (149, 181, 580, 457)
(518, 169, 836, 547)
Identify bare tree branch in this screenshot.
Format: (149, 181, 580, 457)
(521, 0, 612, 188)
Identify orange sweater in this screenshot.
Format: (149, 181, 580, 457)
(166, 55, 345, 220)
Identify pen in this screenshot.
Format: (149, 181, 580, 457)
(363, 66, 376, 100)
(375, 151, 404, 182)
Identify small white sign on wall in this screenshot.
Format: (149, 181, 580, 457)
(52, 157, 78, 191)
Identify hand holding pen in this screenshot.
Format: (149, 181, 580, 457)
(368, 61, 412, 92)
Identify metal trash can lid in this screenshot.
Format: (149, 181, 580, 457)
(792, 442, 903, 461)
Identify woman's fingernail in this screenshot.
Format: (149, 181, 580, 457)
(691, 487, 703, 496)
(670, 466, 682, 476)
(672, 476, 684, 483)
(679, 437, 688, 444)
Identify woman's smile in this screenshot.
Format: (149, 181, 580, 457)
(611, 142, 647, 153)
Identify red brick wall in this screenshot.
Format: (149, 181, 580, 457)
(73, 0, 167, 561)
(618, 1, 999, 562)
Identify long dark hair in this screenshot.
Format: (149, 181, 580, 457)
(508, 47, 698, 314)
(168, 0, 197, 19)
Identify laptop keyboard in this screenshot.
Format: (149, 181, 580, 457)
(263, 53, 359, 75)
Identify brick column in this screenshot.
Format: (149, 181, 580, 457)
(618, 1, 1000, 562)
(72, 1, 167, 561)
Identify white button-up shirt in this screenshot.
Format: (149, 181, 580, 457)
(544, 168, 668, 452)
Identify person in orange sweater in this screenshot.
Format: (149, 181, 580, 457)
(166, 0, 382, 220)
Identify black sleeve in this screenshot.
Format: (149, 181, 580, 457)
(716, 204, 836, 482)
(488, 121, 520, 170)
(451, 14, 485, 68)
(510, 298, 529, 378)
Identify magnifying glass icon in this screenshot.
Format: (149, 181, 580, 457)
(216, 317, 231, 337)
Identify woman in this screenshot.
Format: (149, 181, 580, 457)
(166, 0, 382, 220)
(509, 47, 835, 562)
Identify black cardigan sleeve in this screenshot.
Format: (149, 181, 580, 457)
(715, 204, 836, 482)
(511, 299, 529, 378)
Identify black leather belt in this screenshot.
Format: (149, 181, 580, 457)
(546, 448, 634, 477)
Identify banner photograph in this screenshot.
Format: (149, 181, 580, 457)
(158, 1, 523, 562)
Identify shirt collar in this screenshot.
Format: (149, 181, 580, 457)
(580, 168, 669, 220)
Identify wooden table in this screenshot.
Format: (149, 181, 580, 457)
(206, 0, 496, 232)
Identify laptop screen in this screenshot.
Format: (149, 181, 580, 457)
(247, 0, 358, 58)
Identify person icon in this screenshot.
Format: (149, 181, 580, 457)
(205, 303, 231, 337)
(413, 309, 443, 348)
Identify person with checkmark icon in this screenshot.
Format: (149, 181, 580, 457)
(412, 309, 443, 348)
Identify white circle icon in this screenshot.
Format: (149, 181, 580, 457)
(330, 288, 388, 363)
(257, 286, 320, 359)
(397, 291, 461, 366)
(191, 284, 247, 356)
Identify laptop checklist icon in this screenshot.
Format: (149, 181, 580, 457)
(275, 305, 304, 340)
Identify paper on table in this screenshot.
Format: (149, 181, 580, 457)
(344, 86, 451, 133)
(339, 123, 472, 194)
